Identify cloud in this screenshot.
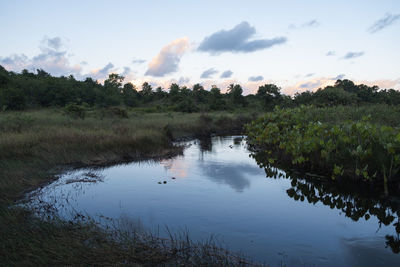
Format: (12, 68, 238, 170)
(132, 59, 146, 64)
(86, 62, 115, 80)
(305, 73, 315, 78)
(198, 21, 287, 54)
(299, 80, 322, 89)
(248, 75, 263, 82)
(0, 36, 82, 77)
(343, 51, 364, 60)
(284, 77, 336, 94)
(368, 13, 400, 33)
(332, 74, 346, 80)
(357, 78, 400, 90)
(289, 19, 320, 29)
(45, 36, 63, 50)
(200, 68, 218, 79)
(121, 66, 131, 76)
(220, 70, 233, 78)
(302, 19, 320, 28)
(119, 66, 136, 81)
(145, 37, 190, 77)
(178, 76, 190, 84)
(326, 51, 335, 56)
(0, 36, 136, 83)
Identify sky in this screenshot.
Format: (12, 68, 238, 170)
(1, 0, 399, 94)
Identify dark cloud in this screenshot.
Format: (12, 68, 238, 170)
(343, 51, 364, 60)
(200, 68, 218, 79)
(220, 70, 233, 78)
(145, 37, 189, 77)
(326, 51, 335, 56)
(132, 59, 146, 64)
(248, 75, 263, 82)
(305, 73, 315, 78)
(198, 21, 287, 54)
(368, 13, 400, 33)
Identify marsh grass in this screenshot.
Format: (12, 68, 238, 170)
(0, 108, 257, 266)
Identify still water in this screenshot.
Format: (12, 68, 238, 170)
(26, 136, 400, 266)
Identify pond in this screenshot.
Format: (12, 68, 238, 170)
(26, 136, 400, 266)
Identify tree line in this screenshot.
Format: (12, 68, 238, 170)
(0, 65, 399, 111)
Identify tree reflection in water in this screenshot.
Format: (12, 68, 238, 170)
(251, 150, 400, 254)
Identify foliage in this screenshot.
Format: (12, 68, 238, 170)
(246, 106, 400, 187)
(107, 106, 128, 118)
(257, 84, 282, 110)
(1, 65, 400, 112)
(64, 103, 86, 119)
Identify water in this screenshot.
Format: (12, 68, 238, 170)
(26, 136, 400, 266)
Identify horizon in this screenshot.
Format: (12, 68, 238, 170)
(1, 0, 399, 95)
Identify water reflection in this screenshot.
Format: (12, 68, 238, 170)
(24, 136, 400, 266)
(198, 136, 213, 153)
(199, 161, 259, 192)
(251, 150, 400, 254)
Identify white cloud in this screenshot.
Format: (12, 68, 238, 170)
(145, 37, 190, 77)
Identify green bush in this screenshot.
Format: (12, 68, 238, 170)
(107, 107, 128, 118)
(64, 103, 86, 119)
(246, 106, 400, 189)
(0, 113, 35, 133)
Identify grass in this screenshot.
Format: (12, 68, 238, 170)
(0, 108, 259, 266)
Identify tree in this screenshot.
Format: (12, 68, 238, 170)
(122, 82, 138, 107)
(335, 79, 357, 94)
(104, 73, 124, 89)
(169, 83, 180, 96)
(141, 82, 152, 96)
(257, 84, 282, 110)
(227, 83, 244, 106)
(192, 83, 207, 103)
(209, 85, 224, 110)
(313, 86, 357, 106)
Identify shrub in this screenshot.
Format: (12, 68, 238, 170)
(64, 103, 86, 119)
(0, 113, 35, 133)
(108, 107, 128, 118)
(246, 106, 400, 190)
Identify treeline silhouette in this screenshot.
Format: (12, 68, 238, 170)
(1, 65, 399, 111)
